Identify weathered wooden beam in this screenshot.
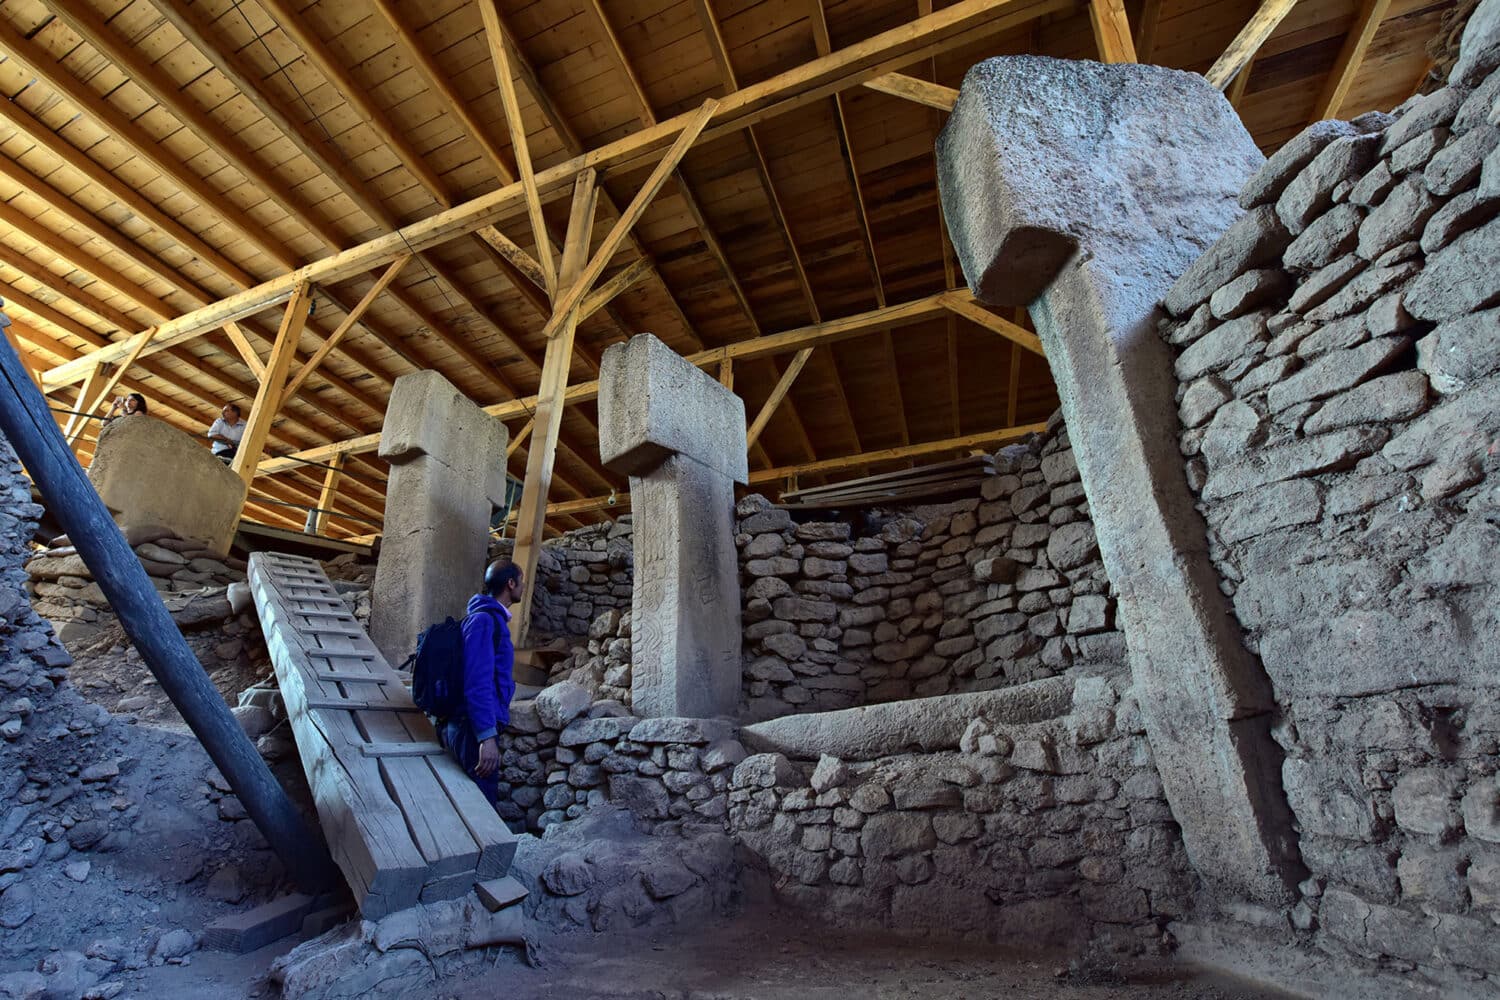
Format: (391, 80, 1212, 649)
(540, 101, 719, 340)
(580, 259, 653, 320)
(1135, 0, 1163, 61)
(233, 283, 313, 486)
(308, 454, 347, 537)
(1205, 0, 1300, 90)
(513, 171, 598, 641)
(718, 358, 734, 390)
(223, 323, 267, 380)
(938, 293, 1046, 355)
(862, 73, 957, 110)
(478, 0, 558, 296)
(281, 257, 410, 407)
(1311, 0, 1392, 121)
(41, 0, 1062, 387)
(1088, 0, 1138, 62)
(506, 419, 535, 459)
(62, 359, 109, 447)
(747, 347, 813, 448)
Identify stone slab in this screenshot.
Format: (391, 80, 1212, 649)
(598, 333, 748, 483)
(87, 414, 247, 556)
(371, 371, 508, 664)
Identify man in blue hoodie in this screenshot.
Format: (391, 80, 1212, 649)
(441, 558, 521, 805)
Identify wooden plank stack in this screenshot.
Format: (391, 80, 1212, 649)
(779, 454, 997, 509)
(246, 552, 518, 919)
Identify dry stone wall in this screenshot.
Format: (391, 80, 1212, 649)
(531, 418, 1128, 722)
(728, 672, 1195, 948)
(736, 418, 1125, 721)
(1158, 51, 1500, 986)
(489, 680, 748, 834)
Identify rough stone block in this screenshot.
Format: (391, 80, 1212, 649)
(598, 333, 748, 484)
(371, 372, 508, 662)
(87, 415, 248, 556)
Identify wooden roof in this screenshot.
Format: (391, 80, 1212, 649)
(0, 0, 1454, 537)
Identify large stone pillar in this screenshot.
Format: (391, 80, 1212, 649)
(598, 334, 747, 718)
(371, 371, 508, 664)
(937, 56, 1304, 904)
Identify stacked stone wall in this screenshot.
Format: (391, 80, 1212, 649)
(735, 419, 1126, 720)
(525, 522, 633, 637)
(1157, 56, 1500, 984)
(530, 419, 1129, 721)
(727, 673, 1195, 947)
(490, 680, 748, 834)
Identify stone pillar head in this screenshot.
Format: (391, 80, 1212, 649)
(938, 56, 1263, 318)
(598, 333, 748, 484)
(371, 371, 508, 664)
(598, 334, 747, 720)
(379, 369, 509, 508)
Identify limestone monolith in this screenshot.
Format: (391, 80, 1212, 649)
(938, 56, 1304, 904)
(370, 371, 508, 664)
(598, 334, 747, 719)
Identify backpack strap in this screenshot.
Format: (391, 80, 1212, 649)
(465, 606, 509, 655)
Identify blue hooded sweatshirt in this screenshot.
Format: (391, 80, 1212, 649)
(461, 593, 515, 743)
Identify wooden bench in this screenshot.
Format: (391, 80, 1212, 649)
(247, 552, 518, 919)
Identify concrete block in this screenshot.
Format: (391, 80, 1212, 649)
(87, 414, 247, 556)
(598, 334, 748, 484)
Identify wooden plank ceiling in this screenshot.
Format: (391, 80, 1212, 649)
(0, 0, 1454, 537)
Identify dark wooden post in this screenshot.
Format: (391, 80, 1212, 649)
(0, 311, 336, 892)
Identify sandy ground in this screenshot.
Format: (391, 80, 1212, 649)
(440, 913, 1298, 1000)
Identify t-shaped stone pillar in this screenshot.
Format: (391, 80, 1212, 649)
(598, 333, 747, 719)
(371, 371, 508, 664)
(938, 56, 1304, 904)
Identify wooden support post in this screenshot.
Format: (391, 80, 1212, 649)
(232, 282, 313, 486)
(1312, 0, 1391, 121)
(1135, 0, 1163, 61)
(1227, 57, 1256, 107)
(69, 325, 164, 449)
(1006, 342, 1022, 426)
(747, 347, 813, 448)
(512, 171, 599, 642)
(506, 419, 535, 459)
(1205, 0, 1299, 90)
(0, 332, 335, 891)
(1088, 0, 1138, 62)
(539, 100, 719, 340)
(718, 357, 734, 390)
(307, 454, 346, 536)
(282, 257, 409, 407)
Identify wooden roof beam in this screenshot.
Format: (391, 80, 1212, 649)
(1088, 0, 1138, 63)
(939, 293, 1046, 355)
(1205, 0, 1300, 90)
(255, 290, 968, 473)
(39, 0, 1067, 386)
(809, 0, 909, 450)
(1311, 0, 1392, 121)
(862, 73, 957, 110)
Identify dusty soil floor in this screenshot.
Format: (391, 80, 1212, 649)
(439, 915, 1297, 1000)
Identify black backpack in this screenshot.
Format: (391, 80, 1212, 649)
(407, 608, 505, 720)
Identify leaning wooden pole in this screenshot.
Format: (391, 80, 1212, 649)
(0, 317, 337, 893)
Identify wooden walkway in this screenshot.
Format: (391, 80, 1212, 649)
(247, 552, 518, 919)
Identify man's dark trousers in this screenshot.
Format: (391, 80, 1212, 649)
(441, 718, 499, 805)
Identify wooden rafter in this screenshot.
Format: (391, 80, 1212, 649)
(1089, 0, 1138, 62)
(747, 348, 814, 448)
(39, 0, 1065, 387)
(863, 73, 957, 110)
(938, 293, 1046, 355)
(1135, 0, 1164, 62)
(232, 281, 314, 486)
(1312, 0, 1393, 121)
(1205, 0, 1301, 89)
